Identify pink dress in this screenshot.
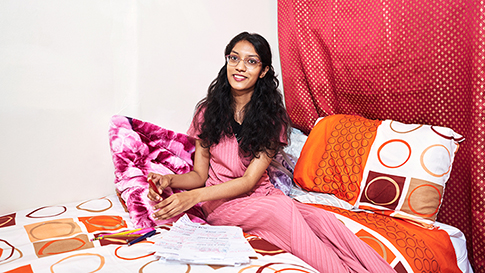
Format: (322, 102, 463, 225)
(187, 113, 395, 273)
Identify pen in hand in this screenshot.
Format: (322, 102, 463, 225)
(148, 177, 161, 196)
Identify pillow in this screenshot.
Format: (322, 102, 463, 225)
(294, 114, 464, 225)
(294, 115, 381, 204)
(267, 150, 298, 195)
(284, 127, 309, 159)
(108, 115, 206, 228)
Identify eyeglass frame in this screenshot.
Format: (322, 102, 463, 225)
(225, 54, 262, 70)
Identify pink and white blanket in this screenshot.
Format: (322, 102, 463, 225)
(108, 115, 206, 228)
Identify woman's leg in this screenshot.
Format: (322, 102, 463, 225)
(206, 195, 384, 273)
(294, 201, 395, 272)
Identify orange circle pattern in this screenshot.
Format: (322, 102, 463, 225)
(420, 144, 452, 178)
(114, 241, 155, 260)
(314, 116, 380, 202)
(38, 237, 86, 256)
(377, 139, 412, 168)
(407, 184, 442, 218)
(317, 204, 442, 273)
(0, 239, 15, 263)
(50, 253, 105, 273)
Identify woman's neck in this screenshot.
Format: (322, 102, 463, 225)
(232, 90, 253, 124)
(232, 89, 253, 105)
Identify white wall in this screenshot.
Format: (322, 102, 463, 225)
(0, 0, 281, 214)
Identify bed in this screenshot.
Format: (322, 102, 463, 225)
(0, 115, 474, 272)
(0, 194, 321, 273)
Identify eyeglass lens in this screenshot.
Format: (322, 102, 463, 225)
(226, 55, 260, 69)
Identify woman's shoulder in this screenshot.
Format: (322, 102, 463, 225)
(187, 105, 207, 137)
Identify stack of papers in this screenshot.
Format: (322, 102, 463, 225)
(151, 214, 257, 266)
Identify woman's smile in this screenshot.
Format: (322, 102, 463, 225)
(232, 74, 247, 82)
(227, 40, 267, 94)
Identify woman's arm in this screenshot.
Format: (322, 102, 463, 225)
(147, 139, 210, 201)
(151, 146, 273, 220)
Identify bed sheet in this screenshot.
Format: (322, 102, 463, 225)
(291, 187, 474, 273)
(2, 193, 473, 273)
(0, 195, 318, 273)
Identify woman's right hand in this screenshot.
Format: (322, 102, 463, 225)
(146, 172, 173, 202)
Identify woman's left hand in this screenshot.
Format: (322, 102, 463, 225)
(152, 190, 200, 220)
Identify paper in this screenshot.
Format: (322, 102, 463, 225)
(151, 214, 257, 266)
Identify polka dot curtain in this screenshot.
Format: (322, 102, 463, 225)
(277, 0, 484, 271)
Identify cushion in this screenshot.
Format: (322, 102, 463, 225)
(108, 115, 206, 228)
(267, 150, 297, 195)
(294, 114, 464, 225)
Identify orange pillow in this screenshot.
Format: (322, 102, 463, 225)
(294, 114, 464, 225)
(294, 114, 381, 205)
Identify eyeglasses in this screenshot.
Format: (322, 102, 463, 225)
(225, 55, 262, 70)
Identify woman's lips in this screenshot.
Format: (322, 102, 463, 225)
(233, 74, 247, 82)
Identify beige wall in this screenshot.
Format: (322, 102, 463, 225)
(0, 0, 280, 214)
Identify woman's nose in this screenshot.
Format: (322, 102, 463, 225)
(235, 59, 247, 71)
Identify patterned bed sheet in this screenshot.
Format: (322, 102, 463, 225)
(291, 187, 474, 273)
(0, 195, 318, 273)
(1, 192, 474, 273)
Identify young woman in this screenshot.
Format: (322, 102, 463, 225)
(147, 32, 395, 273)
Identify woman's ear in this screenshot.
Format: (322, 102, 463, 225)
(260, 66, 270, 78)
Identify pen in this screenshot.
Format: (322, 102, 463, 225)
(128, 230, 157, 246)
(101, 234, 141, 238)
(102, 228, 143, 237)
(147, 178, 161, 195)
(131, 227, 155, 235)
(91, 227, 154, 241)
(91, 234, 141, 242)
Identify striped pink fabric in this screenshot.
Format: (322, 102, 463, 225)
(207, 196, 395, 273)
(187, 112, 395, 272)
(187, 111, 282, 215)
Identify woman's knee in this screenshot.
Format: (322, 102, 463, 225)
(254, 196, 295, 221)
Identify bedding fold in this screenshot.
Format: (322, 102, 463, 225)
(108, 115, 205, 228)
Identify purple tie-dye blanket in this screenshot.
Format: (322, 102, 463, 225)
(108, 115, 206, 228)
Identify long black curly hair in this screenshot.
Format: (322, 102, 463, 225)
(193, 32, 291, 158)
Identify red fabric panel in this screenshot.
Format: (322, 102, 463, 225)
(278, 1, 484, 271)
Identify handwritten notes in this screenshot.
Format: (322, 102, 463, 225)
(151, 214, 256, 266)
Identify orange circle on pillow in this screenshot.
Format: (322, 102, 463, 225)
(420, 144, 451, 177)
(407, 184, 442, 217)
(364, 176, 401, 206)
(389, 120, 423, 133)
(377, 139, 411, 168)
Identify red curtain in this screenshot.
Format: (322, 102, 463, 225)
(278, 0, 484, 272)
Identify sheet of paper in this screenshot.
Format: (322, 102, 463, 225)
(151, 214, 256, 266)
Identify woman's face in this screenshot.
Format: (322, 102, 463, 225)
(226, 40, 269, 95)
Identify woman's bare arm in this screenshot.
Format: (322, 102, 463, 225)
(151, 148, 273, 220)
(146, 139, 210, 201)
